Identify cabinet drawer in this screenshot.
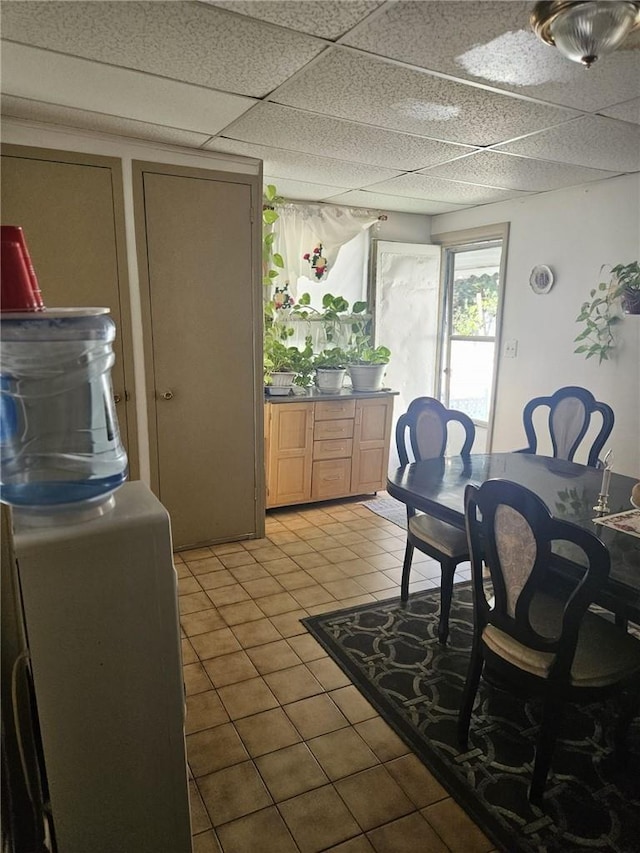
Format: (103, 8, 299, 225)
(315, 400, 356, 421)
(313, 438, 353, 461)
(312, 459, 352, 500)
(314, 419, 354, 441)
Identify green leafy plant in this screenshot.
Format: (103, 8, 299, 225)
(292, 292, 350, 344)
(263, 184, 285, 290)
(574, 261, 639, 363)
(313, 347, 348, 370)
(263, 334, 314, 387)
(345, 301, 391, 364)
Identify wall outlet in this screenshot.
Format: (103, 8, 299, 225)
(504, 339, 518, 358)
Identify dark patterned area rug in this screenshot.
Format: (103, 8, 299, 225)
(303, 584, 640, 853)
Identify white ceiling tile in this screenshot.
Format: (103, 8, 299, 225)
(271, 48, 578, 147)
(1, 43, 256, 135)
(204, 0, 384, 40)
(323, 189, 466, 215)
(422, 150, 618, 192)
(220, 102, 474, 171)
(263, 176, 347, 201)
(205, 137, 402, 187)
(1, 0, 326, 98)
(495, 115, 640, 173)
(599, 97, 640, 126)
(0, 94, 214, 146)
(366, 172, 525, 205)
(342, 1, 640, 113)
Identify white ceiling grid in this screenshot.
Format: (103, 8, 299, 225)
(1, 0, 638, 214)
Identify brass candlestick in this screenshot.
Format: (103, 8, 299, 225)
(593, 493, 610, 515)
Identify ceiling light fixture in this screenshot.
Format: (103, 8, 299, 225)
(531, 1, 640, 68)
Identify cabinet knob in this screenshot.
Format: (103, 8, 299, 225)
(160, 390, 174, 400)
(113, 393, 122, 404)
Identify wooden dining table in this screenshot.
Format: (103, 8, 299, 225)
(387, 452, 640, 622)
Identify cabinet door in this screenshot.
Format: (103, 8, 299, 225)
(134, 162, 262, 547)
(351, 397, 395, 494)
(1, 145, 138, 476)
(267, 403, 314, 507)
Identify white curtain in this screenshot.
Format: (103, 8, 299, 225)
(273, 203, 380, 297)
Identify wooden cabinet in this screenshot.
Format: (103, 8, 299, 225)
(266, 403, 314, 507)
(266, 394, 395, 508)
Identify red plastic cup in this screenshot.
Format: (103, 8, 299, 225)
(1, 226, 45, 312)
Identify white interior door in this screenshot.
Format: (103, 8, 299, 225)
(373, 241, 441, 470)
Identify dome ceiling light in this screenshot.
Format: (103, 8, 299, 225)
(531, 0, 640, 68)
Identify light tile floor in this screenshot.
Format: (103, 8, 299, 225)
(177, 497, 496, 853)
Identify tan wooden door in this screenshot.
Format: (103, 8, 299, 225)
(0, 145, 138, 475)
(351, 397, 395, 494)
(134, 164, 262, 548)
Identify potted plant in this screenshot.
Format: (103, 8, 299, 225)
(574, 261, 640, 363)
(264, 332, 314, 394)
(613, 261, 640, 315)
(313, 346, 348, 394)
(345, 301, 391, 392)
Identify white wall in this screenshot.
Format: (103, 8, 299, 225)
(432, 174, 640, 477)
(377, 211, 432, 244)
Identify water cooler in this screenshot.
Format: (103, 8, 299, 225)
(0, 226, 192, 851)
(10, 482, 193, 853)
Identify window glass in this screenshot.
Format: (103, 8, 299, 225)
(440, 241, 504, 430)
(448, 339, 495, 422)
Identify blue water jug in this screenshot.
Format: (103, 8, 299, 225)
(0, 308, 128, 510)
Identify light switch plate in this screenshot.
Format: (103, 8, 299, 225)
(504, 339, 518, 358)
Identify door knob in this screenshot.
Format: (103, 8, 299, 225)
(160, 390, 174, 400)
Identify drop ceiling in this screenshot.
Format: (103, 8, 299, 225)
(1, 0, 639, 215)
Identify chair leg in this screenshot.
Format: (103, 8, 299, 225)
(458, 638, 483, 749)
(529, 694, 563, 806)
(615, 612, 628, 632)
(400, 540, 414, 603)
(438, 559, 456, 645)
(614, 689, 640, 760)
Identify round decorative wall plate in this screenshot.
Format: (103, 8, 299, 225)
(529, 264, 554, 295)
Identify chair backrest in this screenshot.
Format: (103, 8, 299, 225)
(396, 397, 475, 465)
(464, 479, 610, 681)
(520, 386, 614, 468)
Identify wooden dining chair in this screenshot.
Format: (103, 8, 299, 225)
(395, 397, 475, 644)
(459, 479, 640, 805)
(516, 385, 614, 468)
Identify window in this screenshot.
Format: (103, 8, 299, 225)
(434, 225, 508, 451)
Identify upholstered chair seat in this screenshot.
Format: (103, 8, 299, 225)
(395, 397, 475, 645)
(408, 513, 468, 558)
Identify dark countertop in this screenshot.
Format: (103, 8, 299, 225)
(265, 387, 398, 403)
